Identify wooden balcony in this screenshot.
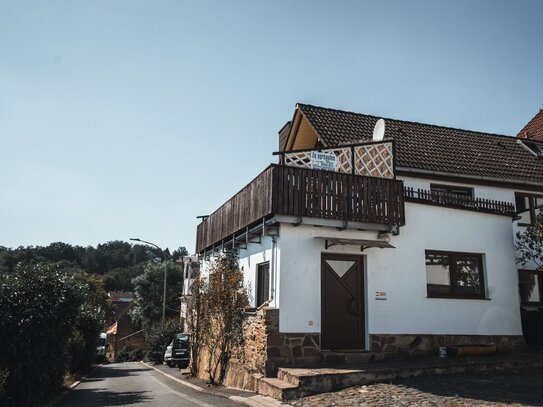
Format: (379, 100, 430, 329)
(196, 165, 406, 253)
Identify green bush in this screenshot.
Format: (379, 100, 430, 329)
(0, 369, 8, 399)
(114, 346, 145, 362)
(145, 319, 181, 363)
(0, 263, 107, 407)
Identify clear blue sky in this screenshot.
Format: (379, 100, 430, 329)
(1, 0, 542, 253)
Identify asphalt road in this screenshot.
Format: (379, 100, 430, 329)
(56, 362, 243, 407)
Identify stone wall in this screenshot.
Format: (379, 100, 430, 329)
(266, 332, 320, 373)
(370, 334, 526, 358)
(197, 307, 528, 392)
(197, 307, 279, 390)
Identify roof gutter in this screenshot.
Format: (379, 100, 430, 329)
(396, 166, 543, 191)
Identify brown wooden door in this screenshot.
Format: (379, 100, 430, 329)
(321, 253, 365, 350)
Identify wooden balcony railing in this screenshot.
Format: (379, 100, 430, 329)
(196, 165, 406, 252)
(404, 187, 515, 216)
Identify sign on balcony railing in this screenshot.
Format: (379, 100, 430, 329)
(280, 141, 394, 178)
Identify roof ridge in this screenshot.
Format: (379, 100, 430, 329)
(297, 103, 516, 140)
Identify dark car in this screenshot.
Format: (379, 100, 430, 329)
(164, 333, 190, 368)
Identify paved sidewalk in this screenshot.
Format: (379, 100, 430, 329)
(289, 367, 543, 406)
(142, 361, 286, 407)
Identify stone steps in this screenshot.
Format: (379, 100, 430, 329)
(257, 353, 543, 401)
(257, 377, 299, 401)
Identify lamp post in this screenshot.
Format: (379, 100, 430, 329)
(130, 237, 167, 321)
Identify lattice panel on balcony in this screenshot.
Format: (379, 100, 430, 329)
(283, 141, 394, 178)
(328, 147, 352, 173)
(284, 148, 352, 173)
(284, 151, 312, 168)
(354, 142, 394, 178)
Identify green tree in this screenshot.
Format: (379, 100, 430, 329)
(0, 261, 109, 407)
(516, 211, 543, 271)
(130, 261, 183, 330)
(0, 263, 85, 406)
(172, 246, 189, 261)
(0, 241, 161, 290)
(67, 271, 109, 372)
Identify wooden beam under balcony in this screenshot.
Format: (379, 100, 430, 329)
(196, 165, 406, 253)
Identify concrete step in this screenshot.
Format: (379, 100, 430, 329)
(267, 353, 543, 401)
(257, 377, 299, 401)
(320, 351, 382, 365)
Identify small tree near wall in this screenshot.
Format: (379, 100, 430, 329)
(187, 255, 248, 385)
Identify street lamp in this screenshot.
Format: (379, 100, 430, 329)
(130, 237, 167, 321)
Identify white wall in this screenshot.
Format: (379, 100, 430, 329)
(277, 202, 523, 341)
(198, 237, 280, 308)
(402, 175, 541, 271)
(238, 236, 280, 308)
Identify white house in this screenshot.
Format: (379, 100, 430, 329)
(196, 104, 543, 365)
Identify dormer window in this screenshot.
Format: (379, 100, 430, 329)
(518, 139, 543, 159)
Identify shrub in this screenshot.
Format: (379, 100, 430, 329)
(114, 346, 145, 362)
(0, 263, 107, 406)
(188, 255, 248, 384)
(0, 263, 84, 406)
(0, 369, 8, 398)
(144, 319, 181, 363)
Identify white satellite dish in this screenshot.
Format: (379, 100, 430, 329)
(372, 119, 386, 142)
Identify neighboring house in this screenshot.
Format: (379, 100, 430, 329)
(515, 108, 543, 347)
(196, 104, 543, 371)
(105, 291, 144, 362)
(179, 255, 199, 332)
(518, 108, 543, 141)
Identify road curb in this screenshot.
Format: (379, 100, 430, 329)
(140, 361, 285, 407)
(41, 364, 102, 407)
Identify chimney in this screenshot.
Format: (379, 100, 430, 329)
(278, 121, 291, 151)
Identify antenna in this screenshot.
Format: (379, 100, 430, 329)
(372, 119, 386, 142)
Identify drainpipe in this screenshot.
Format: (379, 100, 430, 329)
(270, 236, 277, 306)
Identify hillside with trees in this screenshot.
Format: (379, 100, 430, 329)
(0, 241, 188, 291)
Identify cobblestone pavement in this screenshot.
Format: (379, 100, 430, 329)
(290, 368, 543, 407)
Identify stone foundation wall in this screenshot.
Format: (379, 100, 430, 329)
(204, 307, 321, 390)
(266, 332, 321, 373)
(198, 307, 528, 391)
(370, 334, 526, 358)
(200, 307, 279, 391)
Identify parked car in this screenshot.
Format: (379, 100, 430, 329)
(164, 333, 190, 369)
(96, 333, 107, 362)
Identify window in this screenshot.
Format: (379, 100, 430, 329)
(515, 193, 543, 225)
(425, 251, 485, 299)
(256, 262, 270, 307)
(430, 184, 474, 198)
(518, 270, 543, 305)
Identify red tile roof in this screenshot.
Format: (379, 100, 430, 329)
(297, 104, 543, 185)
(517, 109, 543, 141)
(108, 291, 134, 301)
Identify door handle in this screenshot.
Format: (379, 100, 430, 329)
(348, 297, 360, 316)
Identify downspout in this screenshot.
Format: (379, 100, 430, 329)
(270, 236, 277, 306)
